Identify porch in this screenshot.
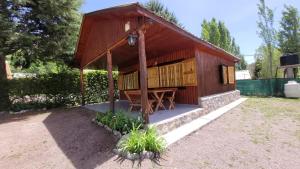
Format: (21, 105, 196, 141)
(85, 100, 202, 125)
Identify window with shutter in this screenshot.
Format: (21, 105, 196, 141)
(147, 67, 160, 88)
(182, 58, 197, 86)
(228, 66, 235, 84)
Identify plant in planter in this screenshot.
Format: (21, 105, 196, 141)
(94, 110, 144, 135)
(117, 126, 166, 160)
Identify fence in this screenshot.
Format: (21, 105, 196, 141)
(236, 78, 300, 97)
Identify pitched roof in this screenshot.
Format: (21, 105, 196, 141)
(75, 3, 239, 68)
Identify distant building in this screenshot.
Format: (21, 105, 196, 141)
(235, 70, 251, 80)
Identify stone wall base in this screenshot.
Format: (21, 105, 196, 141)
(155, 90, 240, 135)
(199, 90, 240, 113)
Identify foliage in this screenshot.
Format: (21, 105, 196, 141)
(143, 127, 166, 153)
(1, 0, 82, 69)
(0, 70, 118, 112)
(144, 0, 182, 27)
(278, 5, 300, 54)
(119, 125, 145, 154)
(254, 45, 283, 79)
(119, 126, 166, 154)
(95, 110, 143, 134)
(257, 0, 277, 78)
(200, 18, 247, 70)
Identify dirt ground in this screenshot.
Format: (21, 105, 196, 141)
(0, 98, 299, 169)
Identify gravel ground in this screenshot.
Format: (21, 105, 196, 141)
(0, 98, 299, 169)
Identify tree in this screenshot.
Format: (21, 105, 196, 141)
(201, 19, 210, 41)
(278, 5, 300, 54)
(2, 0, 82, 70)
(257, 0, 277, 79)
(0, 0, 16, 80)
(144, 0, 182, 27)
(208, 18, 221, 46)
(218, 21, 231, 51)
(200, 19, 247, 70)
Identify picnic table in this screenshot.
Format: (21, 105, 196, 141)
(124, 88, 177, 113)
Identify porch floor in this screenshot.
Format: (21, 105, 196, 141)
(84, 100, 201, 124)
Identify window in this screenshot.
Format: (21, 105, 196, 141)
(147, 67, 160, 88)
(221, 65, 228, 84)
(182, 58, 197, 86)
(228, 66, 235, 84)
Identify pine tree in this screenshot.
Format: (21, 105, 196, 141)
(3, 0, 83, 69)
(144, 0, 181, 27)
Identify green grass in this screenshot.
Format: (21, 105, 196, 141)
(241, 97, 300, 144)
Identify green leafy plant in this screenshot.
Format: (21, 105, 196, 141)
(119, 124, 145, 154)
(118, 126, 166, 155)
(144, 127, 166, 153)
(1, 70, 119, 112)
(95, 110, 143, 134)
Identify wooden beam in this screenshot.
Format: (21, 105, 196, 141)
(138, 29, 149, 124)
(195, 48, 205, 107)
(80, 69, 85, 106)
(107, 50, 115, 112)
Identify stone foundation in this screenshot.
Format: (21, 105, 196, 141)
(154, 90, 240, 134)
(199, 90, 240, 113)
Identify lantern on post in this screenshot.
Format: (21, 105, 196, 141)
(127, 33, 138, 47)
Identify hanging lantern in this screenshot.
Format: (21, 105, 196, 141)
(127, 33, 138, 47)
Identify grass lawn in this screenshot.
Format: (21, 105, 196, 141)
(0, 97, 299, 169)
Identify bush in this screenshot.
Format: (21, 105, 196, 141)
(0, 70, 119, 111)
(119, 126, 166, 154)
(95, 110, 143, 134)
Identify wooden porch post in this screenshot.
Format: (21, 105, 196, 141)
(138, 29, 149, 124)
(80, 69, 85, 106)
(107, 50, 115, 112)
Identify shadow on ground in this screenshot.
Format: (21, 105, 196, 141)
(43, 107, 118, 169)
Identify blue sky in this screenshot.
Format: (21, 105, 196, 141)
(81, 0, 300, 64)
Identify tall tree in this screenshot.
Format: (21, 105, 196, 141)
(0, 0, 16, 79)
(278, 5, 300, 54)
(201, 18, 247, 70)
(257, 0, 277, 79)
(201, 19, 210, 41)
(144, 0, 182, 27)
(208, 18, 221, 46)
(2, 0, 82, 69)
(218, 21, 231, 51)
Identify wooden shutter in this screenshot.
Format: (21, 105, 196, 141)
(182, 58, 197, 86)
(118, 74, 124, 90)
(221, 65, 228, 84)
(228, 66, 235, 84)
(159, 65, 169, 87)
(148, 67, 159, 88)
(124, 71, 139, 90)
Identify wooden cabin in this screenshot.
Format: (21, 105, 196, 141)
(74, 3, 240, 123)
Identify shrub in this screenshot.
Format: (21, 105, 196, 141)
(119, 126, 166, 154)
(0, 70, 119, 112)
(95, 110, 143, 134)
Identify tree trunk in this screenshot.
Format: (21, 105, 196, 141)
(0, 56, 10, 111)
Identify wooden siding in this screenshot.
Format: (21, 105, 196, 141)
(119, 49, 198, 105)
(195, 49, 235, 97)
(80, 18, 138, 67)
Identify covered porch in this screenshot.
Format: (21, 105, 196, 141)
(75, 4, 202, 124)
(85, 100, 202, 124)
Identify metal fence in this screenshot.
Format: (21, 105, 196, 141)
(236, 78, 300, 97)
